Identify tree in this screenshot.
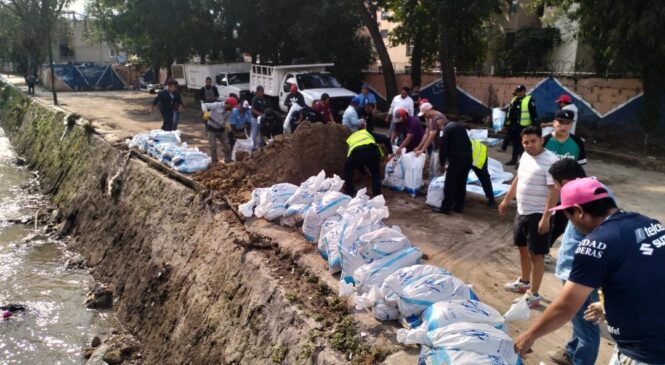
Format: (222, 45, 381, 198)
(0, 0, 71, 74)
(386, 0, 500, 114)
(571, 0, 665, 146)
(354, 0, 398, 101)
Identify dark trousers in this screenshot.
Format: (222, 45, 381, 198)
(344, 145, 381, 197)
(472, 158, 495, 202)
(441, 155, 472, 213)
(507, 124, 524, 163)
(550, 210, 569, 247)
(160, 109, 174, 131)
(27, 84, 35, 95)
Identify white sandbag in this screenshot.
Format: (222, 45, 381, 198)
(317, 219, 340, 260)
(383, 155, 405, 191)
(379, 264, 452, 307)
(280, 203, 309, 227)
(358, 226, 412, 260)
(426, 322, 520, 365)
(468, 129, 488, 139)
(338, 196, 389, 282)
(373, 299, 400, 321)
(492, 108, 506, 131)
(238, 188, 269, 218)
(352, 247, 422, 294)
(504, 297, 530, 322)
(302, 191, 352, 242)
(397, 300, 507, 346)
(426, 176, 446, 208)
(231, 138, 253, 161)
(283, 104, 301, 134)
(467, 183, 510, 198)
(254, 183, 298, 219)
(402, 152, 427, 197)
(319, 174, 345, 193)
(321, 225, 342, 273)
(286, 171, 325, 207)
(418, 347, 511, 365)
(394, 274, 477, 319)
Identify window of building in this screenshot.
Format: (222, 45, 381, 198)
(380, 29, 388, 38)
(406, 44, 414, 57)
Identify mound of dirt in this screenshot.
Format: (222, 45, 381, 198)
(195, 121, 350, 205)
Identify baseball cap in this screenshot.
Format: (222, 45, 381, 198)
(396, 108, 408, 118)
(550, 178, 610, 212)
(256, 85, 264, 92)
(555, 94, 572, 104)
(418, 102, 433, 116)
(555, 110, 575, 122)
(290, 84, 298, 92)
(351, 95, 361, 105)
(361, 83, 369, 89)
(515, 85, 527, 92)
(225, 97, 238, 107)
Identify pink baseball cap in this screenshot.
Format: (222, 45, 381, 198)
(550, 178, 610, 212)
(555, 94, 572, 104)
(418, 102, 433, 116)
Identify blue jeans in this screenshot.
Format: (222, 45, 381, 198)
(172, 111, 180, 130)
(565, 286, 600, 365)
(250, 117, 264, 151)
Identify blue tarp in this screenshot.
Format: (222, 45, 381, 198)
(47, 63, 125, 91)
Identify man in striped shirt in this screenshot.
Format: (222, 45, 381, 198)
(499, 126, 560, 308)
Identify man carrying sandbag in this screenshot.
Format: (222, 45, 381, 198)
(344, 127, 384, 197)
(201, 97, 236, 163)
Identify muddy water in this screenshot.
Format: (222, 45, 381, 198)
(0, 128, 119, 364)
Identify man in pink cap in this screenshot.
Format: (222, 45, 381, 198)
(514, 177, 665, 365)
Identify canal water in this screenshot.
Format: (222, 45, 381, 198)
(0, 127, 118, 364)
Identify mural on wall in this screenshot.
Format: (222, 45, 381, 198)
(42, 63, 126, 91)
(357, 76, 665, 129)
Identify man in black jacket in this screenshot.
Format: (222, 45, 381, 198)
(150, 80, 182, 131)
(199, 77, 219, 103)
(437, 118, 473, 214)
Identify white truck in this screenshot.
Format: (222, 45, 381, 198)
(172, 63, 251, 101)
(249, 63, 356, 118)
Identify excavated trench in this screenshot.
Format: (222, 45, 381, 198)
(0, 82, 413, 364)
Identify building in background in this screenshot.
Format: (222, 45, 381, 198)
(52, 12, 125, 64)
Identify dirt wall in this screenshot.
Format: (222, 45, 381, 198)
(0, 83, 397, 364)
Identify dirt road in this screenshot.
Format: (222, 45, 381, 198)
(11, 77, 665, 364)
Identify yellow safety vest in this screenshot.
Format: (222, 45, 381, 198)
(471, 139, 488, 169)
(346, 129, 382, 157)
(518, 95, 533, 126)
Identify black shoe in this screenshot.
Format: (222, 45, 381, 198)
(505, 160, 517, 166)
(431, 206, 451, 215)
(453, 207, 464, 213)
(487, 199, 496, 208)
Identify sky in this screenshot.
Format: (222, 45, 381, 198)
(67, 0, 86, 14)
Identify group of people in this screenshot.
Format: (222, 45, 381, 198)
(344, 82, 665, 365)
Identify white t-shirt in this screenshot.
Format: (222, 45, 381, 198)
(388, 95, 414, 120)
(562, 104, 579, 134)
(516, 149, 559, 215)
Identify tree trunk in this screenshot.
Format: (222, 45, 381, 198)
(221, 23, 236, 62)
(640, 69, 663, 154)
(354, 0, 397, 103)
(410, 28, 423, 87)
(438, 10, 458, 115)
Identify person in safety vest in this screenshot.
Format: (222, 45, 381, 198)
(470, 139, 496, 207)
(504, 84, 537, 166)
(343, 127, 384, 197)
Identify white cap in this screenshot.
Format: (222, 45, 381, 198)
(418, 102, 433, 117)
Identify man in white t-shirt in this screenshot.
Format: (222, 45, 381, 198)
(385, 86, 415, 135)
(499, 125, 560, 308)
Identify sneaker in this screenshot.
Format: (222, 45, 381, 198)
(503, 278, 531, 293)
(544, 254, 554, 264)
(523, 290, 542, 309)
(546, 349, 572, 365)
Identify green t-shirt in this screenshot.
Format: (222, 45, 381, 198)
(544, 134, 587, 164)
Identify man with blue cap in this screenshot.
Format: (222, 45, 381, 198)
(357, 84, 377, 107)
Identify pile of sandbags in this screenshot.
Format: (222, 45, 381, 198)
(126, 130, 211, 173)
(238, 170, 527, 365)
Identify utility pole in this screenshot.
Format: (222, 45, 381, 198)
(42, 0, 58, 105)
